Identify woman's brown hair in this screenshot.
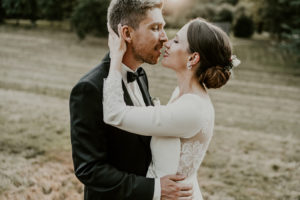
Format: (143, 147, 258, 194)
(187, 19, 232, 89)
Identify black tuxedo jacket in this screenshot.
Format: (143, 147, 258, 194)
(69, 53, 154, 200)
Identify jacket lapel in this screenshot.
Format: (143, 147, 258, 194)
(137, 68, 154, 106)
(122, 81, 134, 106)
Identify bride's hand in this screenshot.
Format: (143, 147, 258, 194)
(107, 23, 127, 61)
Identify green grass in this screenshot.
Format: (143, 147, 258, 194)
(0, 24, 299, 200)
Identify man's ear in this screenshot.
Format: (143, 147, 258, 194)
(188, 52, 200, 66)
(120, 25, 133, 44)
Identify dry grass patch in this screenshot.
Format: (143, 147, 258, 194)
(0, 25, 299, 200)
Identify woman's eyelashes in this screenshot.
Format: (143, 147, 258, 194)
(173, 38, 179, 44)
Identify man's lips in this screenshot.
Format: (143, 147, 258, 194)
(163, 50, 169, 57)
(155, 43, 164, 53)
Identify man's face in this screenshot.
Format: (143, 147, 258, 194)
(130, 8, 167, 64)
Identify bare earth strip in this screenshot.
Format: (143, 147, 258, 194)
(0, 26, 300, 200)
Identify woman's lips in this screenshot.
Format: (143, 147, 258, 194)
(163, 50, 169, 57)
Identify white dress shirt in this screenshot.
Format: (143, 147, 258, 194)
(120, 63, 161, 200)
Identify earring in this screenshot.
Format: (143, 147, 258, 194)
(186, 63, 192, 70)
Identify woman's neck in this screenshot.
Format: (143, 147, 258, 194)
(176, 69, 206, 97)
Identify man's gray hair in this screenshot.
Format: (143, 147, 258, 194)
(107, 0, 163, 34)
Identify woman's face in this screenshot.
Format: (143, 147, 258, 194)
(161, 23, 191, 71)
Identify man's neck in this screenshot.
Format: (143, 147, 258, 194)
(122, 51, 143, 72)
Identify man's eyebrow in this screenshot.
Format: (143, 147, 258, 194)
(149, 22, 165, 26)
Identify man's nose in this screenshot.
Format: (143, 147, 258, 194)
(160, 29, 168, 42)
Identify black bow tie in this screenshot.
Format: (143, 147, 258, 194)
(127, 68, 145, 83)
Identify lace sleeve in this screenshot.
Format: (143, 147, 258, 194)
(103, 70, 128, 125)
(103, 74, 206, 139)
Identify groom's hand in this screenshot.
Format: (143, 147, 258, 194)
(160, 174, 193, 200)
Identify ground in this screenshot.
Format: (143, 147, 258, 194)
(0, 25, 299, 200)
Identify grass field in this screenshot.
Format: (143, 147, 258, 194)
(0, 24, 299, 200)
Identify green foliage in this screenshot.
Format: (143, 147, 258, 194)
(27, 0, 38, 24)
(71, 0, 109, 39)
(187, 3, 217, 21)
(2, 0, 27, 19)
(257, 0, 300, 62)
(62, 0, 77, 19)
(233, 14, 254, 38)
(218, 0, 239, 6)
(38, 0, 63, 21)
(227, 0, 239, 5)
(164, 15, 187, 29)
(0, 0, 5, 23)
(1, 0, 75, 23)
(280, 26, 300, 62)
(2, 0, 38, 24)
(214, 3, 234, 23)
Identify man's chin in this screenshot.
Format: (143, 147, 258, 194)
(144, 57, 159, 65)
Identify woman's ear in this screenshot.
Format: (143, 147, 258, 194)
(189, 52, 200, 66)
(120, 25, 133, 44)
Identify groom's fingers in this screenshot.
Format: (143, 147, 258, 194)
(178, 189, 193, 197)
(178, 183, 193, 191)
(168, 174, 185, 181)
(161, 175, 193, 200)
(178, 197, 193, 200)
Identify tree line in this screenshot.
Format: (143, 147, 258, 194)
(0, 0, 299, 56)
(165, 0, 299, 58)
(0, 0, 109, 39)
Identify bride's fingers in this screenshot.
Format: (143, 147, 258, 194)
(107, 23, 117, 39)
(117, 24, 125, 40)
(107, 22, 115, 35)
(107, 23, 113, 34)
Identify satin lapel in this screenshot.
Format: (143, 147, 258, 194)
(135, 75, 152, 147)
(122, 81, 134, 106)
(137, 76, 154, 106)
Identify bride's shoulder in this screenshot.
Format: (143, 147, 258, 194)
(177, 93, 214, 113)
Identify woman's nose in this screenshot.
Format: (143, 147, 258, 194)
(164, 40, 171, 49)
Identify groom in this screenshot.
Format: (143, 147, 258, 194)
(70, 0, 192, 199)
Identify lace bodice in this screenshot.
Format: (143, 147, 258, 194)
(178, 140, 205, 177)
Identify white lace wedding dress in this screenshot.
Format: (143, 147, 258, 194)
(103, 71, 215, 200)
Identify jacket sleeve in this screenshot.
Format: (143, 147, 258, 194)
(70, 81, 154, 199)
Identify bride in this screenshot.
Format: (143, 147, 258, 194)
(103, 18, 240, 199)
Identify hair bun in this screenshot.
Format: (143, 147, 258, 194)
(199, 66, 231, 89)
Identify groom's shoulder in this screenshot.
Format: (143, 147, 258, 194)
(75, 53, 111, 91)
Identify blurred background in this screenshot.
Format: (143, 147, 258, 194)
(0, 0, 299, 199)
